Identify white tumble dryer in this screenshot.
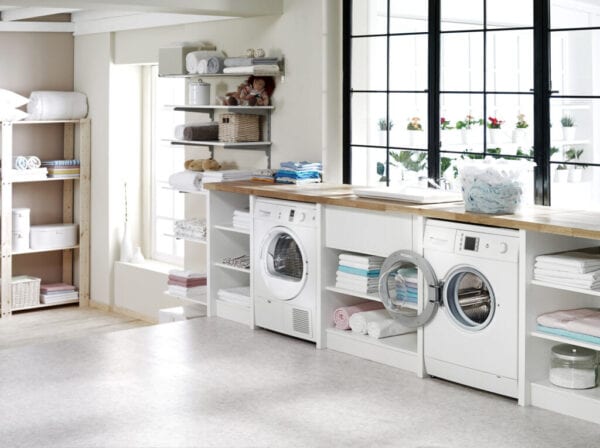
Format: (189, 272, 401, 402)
(253, 198, 319, 343)
(378, 219, 520, 398)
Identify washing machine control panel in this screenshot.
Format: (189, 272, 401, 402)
(456, 231, 518, 262)
(255, 201, 317, 227)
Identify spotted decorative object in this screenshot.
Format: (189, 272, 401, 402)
(254, 48, 266, 57)
(245, 48, 255, 57)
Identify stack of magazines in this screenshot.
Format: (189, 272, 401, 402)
(41, 159, 80, 179)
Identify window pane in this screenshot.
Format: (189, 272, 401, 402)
(487, 0, 533, 28)
(155, 219, 175, 254)
(351, 92, 387, 147)
(551, 30, 600, 97)
(550, 98, 598, 164)
(389, 35, 428, 91)
(486, 30, 533, 92)
(389, 0, 428, 34)
(551, 165, 600, 210)
(350, 146, 388, 186)
(486, 94, 534, 155)
(388, 149, 428, 184)
(440, 94, 484, 152)
(352, 0, 387, 36)
(551, 0, 600, 29)
(441, 32, 483, 92)
(389, 93, 428, 149)
(352, 36, 387, 91)
(441, 0, 483, 31)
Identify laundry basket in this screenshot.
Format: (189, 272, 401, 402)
(4, 275, 41, 309)
(218, 113, 260, 142)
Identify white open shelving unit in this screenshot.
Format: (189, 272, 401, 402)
(0, 119, 90, 316)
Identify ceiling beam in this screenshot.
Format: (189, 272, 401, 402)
(1, 7, 77, 21)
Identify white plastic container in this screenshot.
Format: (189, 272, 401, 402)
(30, 223, 78, 250)
(12, 230, 29, 252)
(12, 208, 30, 231)
(189, 80, 210, 105)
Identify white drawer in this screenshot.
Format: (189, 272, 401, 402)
(325, 206, 412, 257)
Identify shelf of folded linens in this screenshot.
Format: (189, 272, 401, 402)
(214, 262, 250, 274)
(163, 290, 207, 306)
(531, 279, 600, 297)
(12, 176, 79, 183)
(530, 330, 600, 352)
(12, 244, 80, 255)
(164, 138, 271, 150)
(326, 285, 418, 310)
(164, 233, 207, 245)
(12, 298, 79, 311)
(166, 105, 274, 115)
(213, 224, 250, 235)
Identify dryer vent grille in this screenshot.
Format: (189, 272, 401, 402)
(292, 308, 310, 335)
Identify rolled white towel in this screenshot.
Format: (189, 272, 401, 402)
(13, 156, 28, 170)
(168, 170, 203, 192)
(185, 51, 222, 74)
(27, 91, 88, 120)
(349, 309, 390, 335)
(196, 59, 208, 74)
(26, 156, 41, 169)
(367, 318, 414, 339)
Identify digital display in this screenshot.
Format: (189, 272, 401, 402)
(464, 236, 478, 251)
(289, 210, 295, 221)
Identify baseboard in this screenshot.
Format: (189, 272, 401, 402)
(89, 300, 110, 312)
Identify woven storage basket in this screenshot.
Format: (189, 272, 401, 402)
(6, 275, 41, 309)
(218, 113, 260, 142)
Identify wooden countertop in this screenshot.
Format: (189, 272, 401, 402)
(203, 181, 600, 240)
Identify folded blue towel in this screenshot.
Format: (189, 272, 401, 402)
(395, 295, 418, 304)
(537, 324, 600, 345)
(275, 169, 321, 179)
(338, 266, 380, 277)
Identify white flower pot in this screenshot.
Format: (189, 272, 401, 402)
(562, 126, 576, 141)
(513, 128, 527, 144)
(488, 128, 502, 144)
(460, 128, 474, 145)
(555, 169, 569, 183)
(568, 167, 583, 183)
(378, 130, 387, 146)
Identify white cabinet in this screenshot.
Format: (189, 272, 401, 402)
(0, 119, 90, 317)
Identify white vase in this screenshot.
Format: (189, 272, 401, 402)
(488, 128, 502, 145)
(131, 246, 145, 264)
(562, 126, 576, 141)
(460, 128, 474, 145)
(555, 169, 568, 183)
(512, 128, 527, 144)
(568, 167, 583, 183)
(120, 222, 133, 262)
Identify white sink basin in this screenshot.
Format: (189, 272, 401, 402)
(353, 186, 463, 204)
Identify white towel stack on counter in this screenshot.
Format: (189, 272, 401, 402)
(202, 170, 253, 183)
(232, 208, 250, 231)
(168, 270, 207, 300)
(335, 253, 384, 295)
(217, 286, 251, 307)
(534, 248, 600, 290)
(174, 218, 207, 241)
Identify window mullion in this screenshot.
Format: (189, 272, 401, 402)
(427, 0, 441, 181)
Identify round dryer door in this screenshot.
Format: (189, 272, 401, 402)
(259, 226, 308, 301)
(443, 266, 495, 331)
(378, 250, 440, 329)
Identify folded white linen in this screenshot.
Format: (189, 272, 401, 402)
(169, 269, 206, 279)
(339, 253, 385, 264)
(335, 276, 379, 286)
(535, 260, 600, 274)
(217, 286, 251, 306)
(534, 275, 600, 290)
(349, 309, 390, 335)
(534, 267, 600, 281)
(222, 65, 280, 74)
(537, 308, 600, 337)
(367, 318, 414, 339)
(336, 271, 379, 281)
(0, 88, 29, 108)
(168, 170, 203, 192)
(338, 261, 382, 270)
(27, 91, 88, 120)
(535, 251, 600, 268)
(168, 285, 207, 298)
(0, 108, 28, 122)
(185, 50, 222, 74)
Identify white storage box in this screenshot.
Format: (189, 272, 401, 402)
(30, 223, 78, 250)
(12, 208, 30, 231)
(159, 46, 195, 76)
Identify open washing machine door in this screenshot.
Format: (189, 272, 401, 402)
(378, 250, 440, 329)
(259, 226, 308, 301)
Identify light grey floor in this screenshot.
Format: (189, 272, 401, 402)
(0, 306, 150, 350)
(1, 317, 599, 448)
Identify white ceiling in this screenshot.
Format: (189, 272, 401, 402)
(0, 0, 283, 35)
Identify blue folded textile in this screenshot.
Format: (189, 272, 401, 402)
(280, 161, 323, 171)
(397, 289, 418, 297)
(338, 266, 380, 277)
(537, 324, 600, 345)
(275, 170, 321, 179)
(395, 295, 418, 303)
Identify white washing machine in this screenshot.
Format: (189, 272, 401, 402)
(378, 219, 520, 398)
(253, 198, 319, 342)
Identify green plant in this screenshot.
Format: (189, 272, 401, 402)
(441, 156, 453, 174)
(560, 115, 575, 127)
(516, 114, 529, 129)
(556, 164, 567, 170)
(550, 146, 559, 158)
(487, 117, 504, 129)
(376, 161, 387, 181)
(565, 147, 583, 161)
(455, 115, 483, 130)
(487, 147, 502, 155)
(390, 150, 427, 172)
(440, 117, 453, 130)
(377, 118, 394, 131)
(407, 116, 423, 131)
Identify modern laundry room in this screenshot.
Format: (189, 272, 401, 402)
(2, 1, 600, 447)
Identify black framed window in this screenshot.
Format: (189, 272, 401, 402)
(343, 0, 600, 209)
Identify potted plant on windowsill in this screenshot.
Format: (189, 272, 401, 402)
(561, 115, 576, 141)
(555, 164, 568, 183)
(377, 118, 393, 146)
(406, 116, 424, 147)
(455, 114, 482, 146)
(513, 113, 529, 144)
(565, 147, 586, 182)
(487, 116, 504, 145)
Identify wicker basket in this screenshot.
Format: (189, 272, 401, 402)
(8, 275, 41, 309)
(218, 113, 260, 142)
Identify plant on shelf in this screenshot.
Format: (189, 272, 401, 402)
(406, 116, 423, 147)
(456, 114, 482, 145)
(560, 115, 576, 141)
(565, 147, 586, 182)
(513, 113, 529, 144)
(377, 118, 394, 131)
(440, 117, 453, 130)
(487, 116, 504, 144)
(407, 116, 423, 131)
(516, 114, 529, 129)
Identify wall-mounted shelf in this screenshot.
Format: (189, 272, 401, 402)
(12, 176, 80, 183)
(530, 330, 600, 352)
(166, 105, 273, 116)
(531, 279, 600, 297)
(165, 138, 271, 150)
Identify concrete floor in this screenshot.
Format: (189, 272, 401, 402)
(1, 318, 599, 448)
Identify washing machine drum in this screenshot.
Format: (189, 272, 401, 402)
(443, 267, 495, 330)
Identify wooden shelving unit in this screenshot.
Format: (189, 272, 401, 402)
(0, 119, 90, 317)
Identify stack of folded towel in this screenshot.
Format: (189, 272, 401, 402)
(395, 267, 419, 305)
(348, 308, 415, 339)
(232, 208, 250, 231)
(174, 122, 219, 141)
(168, 270, 207, 300)
(223, 57, 280, 74)
(333, 301, 384, 330)
(537, 308, 600, 344)
(42, 159, 80, 179)
(40, 283, 79, 304)
(534, 248, 600, 290)
(275, 161, 322, 185)
(335, 253, 384, 295)
(9, 155, 48, 181)
(202, 169, 253, 183)
(186, 51, 225, 74)
(252, 168, 276, 183)
(217, 286, 251, 307)
(174, 218, 207, 241)
(169, 170, 204, 192)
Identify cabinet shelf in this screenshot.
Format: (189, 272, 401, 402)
(214, 262, 250, 274)
(326, 327, 417, 354)
(326, 285, 418, 310)
(531, 379, 600, 425)
(163, 290, 207, 306)
(165, 138, 271, 150)
(12, 244, 80, 255)
(530, 330, 600, 352)
(9, 119, 83, 125)
(166, 104, 273, 115)
(213, 224, 250, 235)
(12, 176, 80, 183)
(531, 279, 600, 297)
(12, 298, 79, 311)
